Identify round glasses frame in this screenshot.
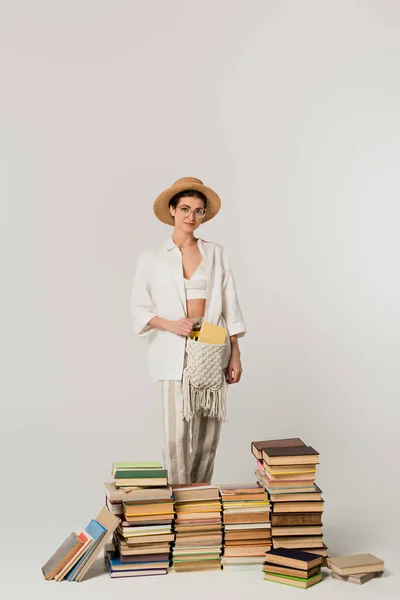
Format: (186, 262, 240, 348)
(178, 206, 206, 220)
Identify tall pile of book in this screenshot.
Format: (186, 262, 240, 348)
(104, 461, 174, 578)
(219, 484, 272, 571)
(252, 438, 328, 563)
(171, 484, 223, 573)
(41, 507, 120, 582)
(263, 548, 323, 588)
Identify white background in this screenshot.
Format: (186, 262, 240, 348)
(1, 1, 399, 598)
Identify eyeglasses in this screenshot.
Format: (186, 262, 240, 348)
(178, 206, 206, 220)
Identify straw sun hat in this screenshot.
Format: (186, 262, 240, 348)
(153, 177, 221, 226)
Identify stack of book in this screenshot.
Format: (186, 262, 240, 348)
(219, 484, 272, 571)
(327, 553, 384, 585)
(171, 484, 223, 573)
(263, 548, 323, 588)
(252, 438, 328, 562)
(104, 461, 174, 578)
(41, 507, 120, 582)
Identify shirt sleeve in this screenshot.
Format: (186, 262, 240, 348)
(130, 251, 157, 337)
(221, 249, 247, 338)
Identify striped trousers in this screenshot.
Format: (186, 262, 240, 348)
(160, 369, 223, 485)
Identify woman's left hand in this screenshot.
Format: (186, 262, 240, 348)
(226, 349, 243, 384)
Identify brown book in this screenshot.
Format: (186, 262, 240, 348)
(272, 525, 322, 536)
(175, 518, 221, 525)
(177, 530, 222, 538)
(219, 484, 265, 494)
(332, 571, 383, 584)
(121, 533, 175, 545)
(121, 497, 173, 506)
(173, 562, 221, 567)
(173, 552, 221, 562)
(224, 545, 272, 557)
(264, 548, 323, 569)
(273, 536, 324, 549)
(176, 512, 221, 520)
(264, 463, 317, 475)
(272, 513, 323, 526)
(173, 485, 220, 502)
(263, 472, 316, 483)
(270, 486, 322, 502)
(326, 553, 384, 576)
(262, 446, 319, 466)
(251, 438, 306, 460)
(224, 530, 271, 541)
(105, 482, 172, 502)
(224, 538, 271, 547)
(175, 534, 222, 543)
(273, 501, 324, 513)
(120, 552, 170, 563)
(263, 563, 321, 579)
(256, 470, 315, 489)
(118, 545, 171, 555)
(174, 524, 221, 533)
(176, 504, 221, 513)
(123, 517, 173, 525)
(175, 544, 222, 552)
(299, 544, 328, 558)
(223, 513, 271, 525)
(172, 483, 212, 489)
(221, 493, 268, 502)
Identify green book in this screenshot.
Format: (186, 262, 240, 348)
(112, 461, 162, 470)
(264, 572, 322, 588)
(114, 469, 168, 479)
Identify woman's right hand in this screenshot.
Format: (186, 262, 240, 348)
(169, 318, 195, 337)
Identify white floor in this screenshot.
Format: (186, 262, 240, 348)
(4, 521, 399, 600)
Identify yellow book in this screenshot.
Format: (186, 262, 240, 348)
(222, 501, 270, 508)
(175, 506, 221, 513)
(124, 510, 174, 517)
(175, 501, 221, 508)
(197, 321, 227, 344)
(265, 466, 316, 475)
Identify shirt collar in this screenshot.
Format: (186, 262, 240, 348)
(162, 236, 204, 252)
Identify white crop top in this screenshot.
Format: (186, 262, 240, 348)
(183, 259, 208, 300)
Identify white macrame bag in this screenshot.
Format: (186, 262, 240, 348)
(182, 337, 228, 422)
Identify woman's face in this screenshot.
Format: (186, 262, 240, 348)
(170, 197, 206, 232)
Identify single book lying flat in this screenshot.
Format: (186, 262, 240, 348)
(251, 438, 306, 459)
(326, 553, 384, 576)
(262, 446, 319, 466)
(264, 548, 323, 570)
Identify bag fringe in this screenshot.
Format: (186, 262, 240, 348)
(182, 367, 228, 423)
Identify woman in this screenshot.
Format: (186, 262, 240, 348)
(130, 176, 246, 484)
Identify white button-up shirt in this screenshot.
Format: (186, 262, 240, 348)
(130, 236, 246, 381)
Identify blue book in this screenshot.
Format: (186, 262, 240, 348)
(106, 551, 168, 569)
(66, 519, 106, 581)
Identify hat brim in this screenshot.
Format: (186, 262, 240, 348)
(153, 182, 221, 226)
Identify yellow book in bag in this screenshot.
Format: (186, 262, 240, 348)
(197, 321, 227, 344)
